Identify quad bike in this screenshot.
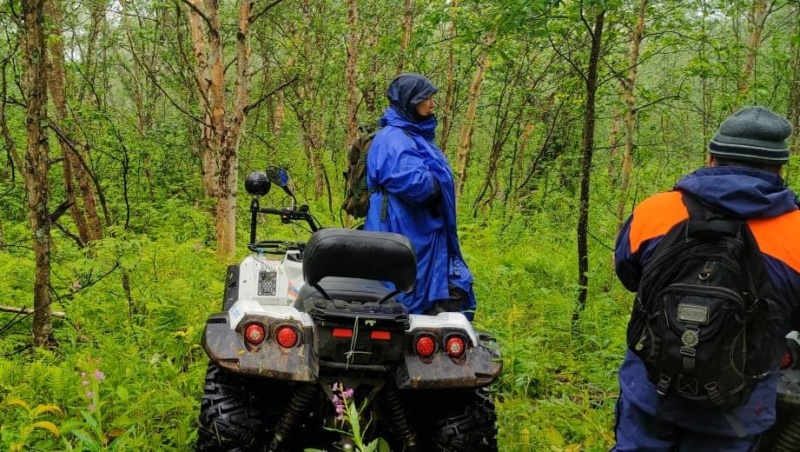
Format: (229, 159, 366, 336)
(195, 167, 502, 451)
(759, 332, 800, 451)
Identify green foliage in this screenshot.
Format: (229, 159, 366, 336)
(5, 0, 800, 450)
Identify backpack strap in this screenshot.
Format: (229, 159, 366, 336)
(681, 192, 740, 238)
(369, 186, 389, 222)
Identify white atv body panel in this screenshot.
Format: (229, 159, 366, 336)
(237, 251, 305, 306)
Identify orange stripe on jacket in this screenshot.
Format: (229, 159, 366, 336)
(629, 190, 800, 273)
(748, 211, 800, 274)
(629, 191, 688, 254)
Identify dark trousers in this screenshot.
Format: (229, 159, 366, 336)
(612, 394, 761, 452)
(423, 285, 468, 316)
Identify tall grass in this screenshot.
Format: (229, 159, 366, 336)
(0, 194, 632, 451)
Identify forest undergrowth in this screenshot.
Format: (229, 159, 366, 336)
(0, 194, 631, 451)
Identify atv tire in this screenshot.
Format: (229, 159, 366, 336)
(196, 363, 288, 452)
(404, 387, 498, 452)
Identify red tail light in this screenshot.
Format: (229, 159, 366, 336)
(370, 330, 391, 341)
(782, 350, 793, 369)
(276, 326, 299, 348)
(244, 323, 266, 345)
(415, 335, 436, 358)
(333, 328, 353, 338)
(445, 336, 466, 358)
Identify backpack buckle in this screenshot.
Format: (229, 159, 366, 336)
(656, 374, 671, 396)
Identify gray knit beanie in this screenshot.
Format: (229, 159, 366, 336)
(708, 106, 793, 165)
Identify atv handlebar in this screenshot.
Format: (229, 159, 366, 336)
(248, 198, 321, 248)
(259, 207, 320, 231)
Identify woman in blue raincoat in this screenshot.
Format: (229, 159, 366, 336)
(364, 73, 478, 320)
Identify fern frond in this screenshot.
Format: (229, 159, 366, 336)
(32, 420, 61, 437)
(32, 404, 64, 417)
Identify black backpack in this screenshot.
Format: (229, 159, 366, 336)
(342, 124, 380, 218)
(626, 192, 779, 408)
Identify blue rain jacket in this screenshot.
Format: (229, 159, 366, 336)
(364, 78, 476, 319)
(614, 166, 800, 437)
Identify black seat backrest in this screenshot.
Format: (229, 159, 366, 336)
(302, 228, 416, 293)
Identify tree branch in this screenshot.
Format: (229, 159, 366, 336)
(245, 75, 298, 114)
(179, 0, 212, 29)
(0, 306, 66, 318)
(252, 0, 287, 23)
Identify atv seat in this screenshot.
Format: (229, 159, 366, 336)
(295, 277, 397, 311)
(302, 228, 416, 293)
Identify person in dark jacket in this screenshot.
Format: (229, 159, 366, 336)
(613, 106, 800, 451)
(364, 73, 477, 320)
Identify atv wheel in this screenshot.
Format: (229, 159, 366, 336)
(406, 387, 498, 452)
(196, 363, 288, 451)
(430, 388, 498, 451)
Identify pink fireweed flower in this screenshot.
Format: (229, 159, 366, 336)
(93, 369, 105, 381)
(331, 383, 354, 421)
(82, 380, 89, 387)
(88, 404, 95, 412)
(86, 391, 94, 399)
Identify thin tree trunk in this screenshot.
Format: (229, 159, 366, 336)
(787, 2, 800, 155)
(0, 56, 24, 176)
(396, 0, 414, 74)
(186, 0, 219, 200)
(362, 15, 380, 116)
(46, 0, 104, 244)
(616, 0, 647, 233)
(185, 0, 256, 260)
(737, 0, 770, 102)
(297, 0, 325, 196)
(574, 9, 605, 328)
(454, 33, 494, 199)
(439, 0, 458, 155)
(607, 107, 621, 183)
(215, 0, 254, 259)
(345, 0, 360, 143)
(22, 0, 53, 347)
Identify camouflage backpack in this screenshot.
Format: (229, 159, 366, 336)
(342, 125, 380, 218)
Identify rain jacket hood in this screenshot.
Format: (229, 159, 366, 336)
(675, 166, 797, 218)
(386, 73, 439, 123)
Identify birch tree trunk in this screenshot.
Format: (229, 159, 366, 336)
(616, 0, 647, 233)
(737, 0, 770, 102)
(439, 0, 458, 155)
(454, 33, 494, 199)
(345, 0, 360, 143)
(186, 0, 220, 201)
(215, 0, 254, 259)
(607, 107, 621, 183)
(21, 0, 53, 347)
(787, 2, 800, 154)
(396, 0, 414, 74)
(185, 0, 256, 260)
(46, 0, 104, 244)
(362, 14, 381, 116)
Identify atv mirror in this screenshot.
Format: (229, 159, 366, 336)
(244, 171, 271, 197)
(266, 167, 289, 188)
(266, 166, 295, 204)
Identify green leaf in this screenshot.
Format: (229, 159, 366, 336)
(32, 421, 61, 437)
